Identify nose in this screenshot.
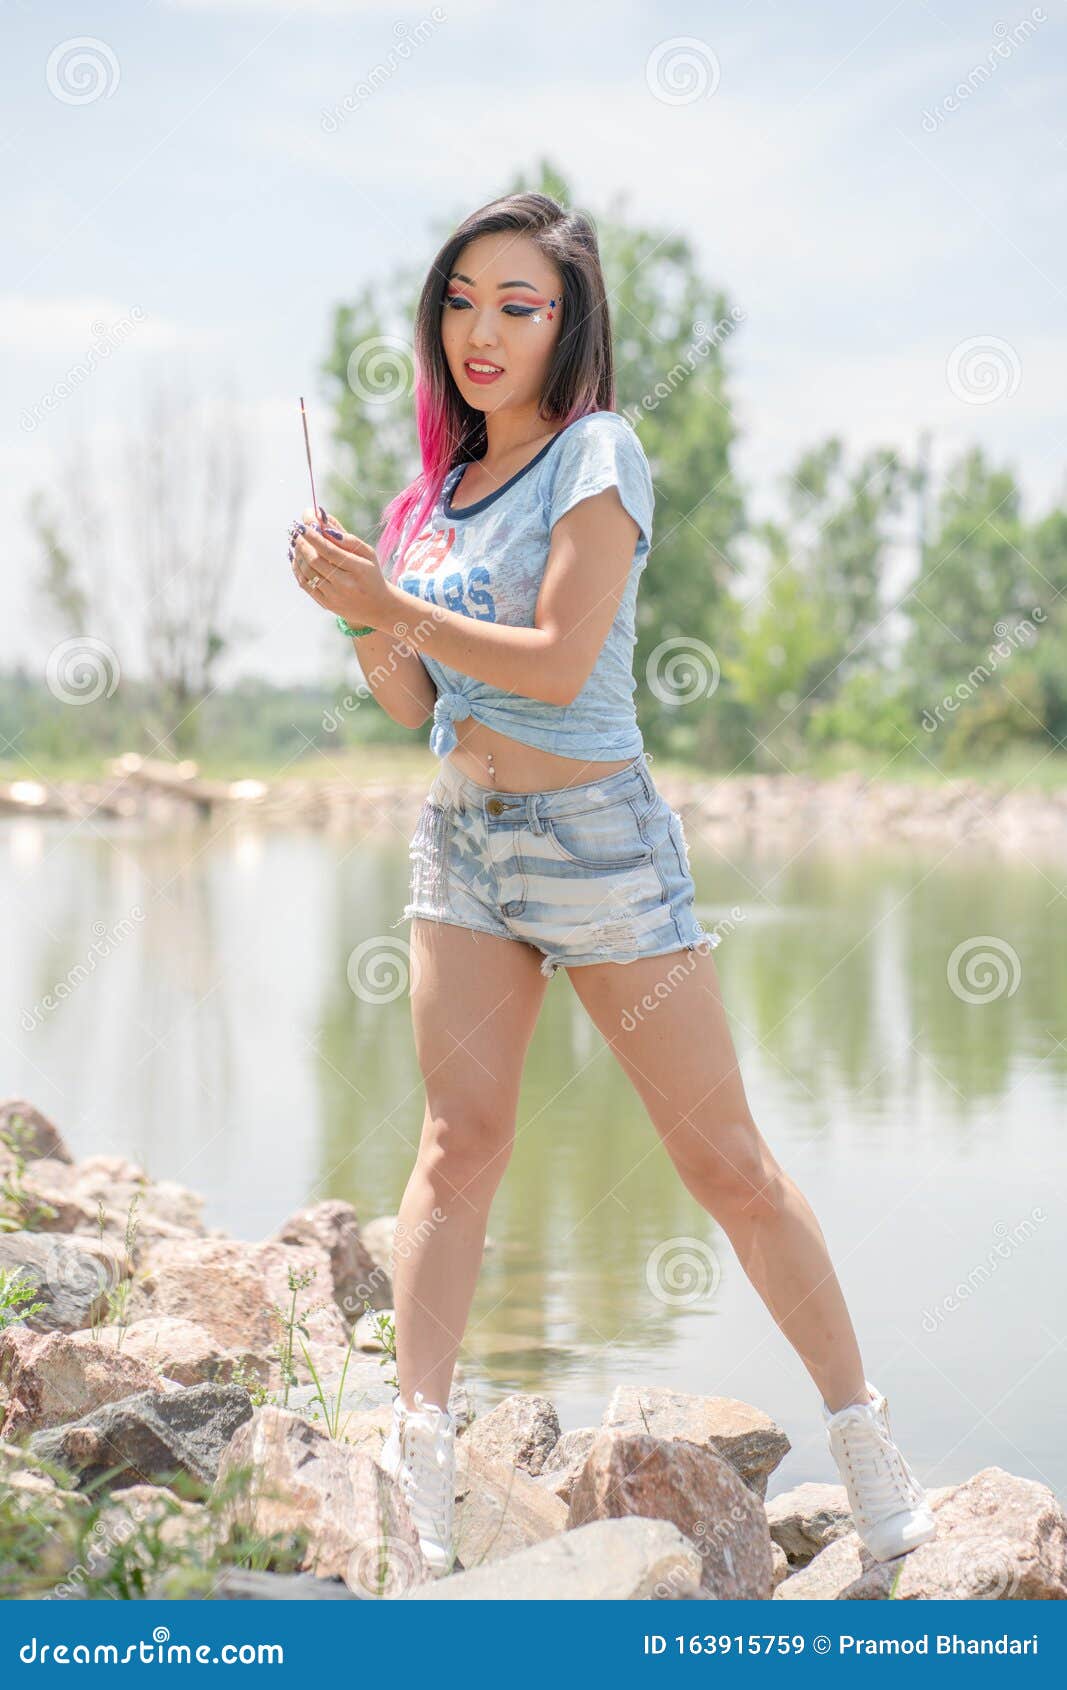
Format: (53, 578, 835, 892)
(467, 309, 499, 349)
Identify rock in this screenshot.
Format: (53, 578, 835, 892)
(273, 1200, 392, 1322)
(0, 1232, 126, 1333)
(0, 1099, 72, 1163)
(453, 1444, 568, 1568)
(357, 1216, 397, 1276)
(774, 1467, 1067, 1600)
(216, 1406, 430, 1597)
(93, 1485, 217, 1571)
(0, 1328, 164, 1438)
(569, 1428, 774, 1600)
(210, 1569, 359, 1600)
(765, 1481, 855, 1566)
(29, 1381, 253, 1492)
(398, 1516, 703, 1600)
(771, 1541, 791, 1589)
(20, 1156, 206, 1249)
(535, 1427, 598, 1504)
(130, 1238, 352, 1384)
(603, 1385, 789, 1499)
(71, 1317, 269, 1390)
(461, 1394, 561, 1477)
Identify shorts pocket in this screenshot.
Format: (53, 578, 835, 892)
(543, 796, 654, 872)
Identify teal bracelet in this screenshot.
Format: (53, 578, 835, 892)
(336, 614, 375, 638)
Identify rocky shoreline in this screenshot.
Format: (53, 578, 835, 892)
(2, 754, 1065, 854)
(2, 1097, 1065, 1602)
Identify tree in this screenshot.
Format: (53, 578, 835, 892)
(27, 371, 253, 756)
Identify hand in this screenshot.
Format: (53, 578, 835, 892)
(288, 505, 391, 629)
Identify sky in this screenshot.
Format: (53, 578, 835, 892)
(3, 0, 1065, 686)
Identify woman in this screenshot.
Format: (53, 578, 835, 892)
(289, 192, 936, 1581)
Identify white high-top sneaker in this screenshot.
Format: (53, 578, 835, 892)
(380, 1389, 457, 1577)
(823, 1379, 937, 1563)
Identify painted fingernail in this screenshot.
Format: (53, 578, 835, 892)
(324, 526, 343, 540)
(318, 505, 327, 521)
(296, 523, 306, 534)
(288, 547, 294, 561)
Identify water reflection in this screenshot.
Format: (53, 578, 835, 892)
(3, 812, 1064, 1498)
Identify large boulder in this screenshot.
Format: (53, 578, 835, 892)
(603, 1385, 789, 1499)
(129, 1237, 352, 1384)
(216, 1406, 430, 1597)
(19, 1155, 205, 1249)
(569, 1428, 775, 1600)
(29, 1382, 253, 1492)
(0, 1232, 127, 1333)
(765, 1481, 855, 1567)
(774, 1467, 1067, 1600)
(399, 1516, 703, 1600)
(71, 1317, 269, 1390)
(460, 1393, 561, 1476)
(0, 1100, 73, 1163)
(535, 1427, 598, 1505)
(453, 1443, 568, 1568)
(0, 1328, 164, 1439)
(272, 1200, 392, 1322)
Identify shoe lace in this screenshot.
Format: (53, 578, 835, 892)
(397, 1394, 454, 1540)
(833, 1402, 925, 1524)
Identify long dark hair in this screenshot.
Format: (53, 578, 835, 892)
(376, 191, 615, 573)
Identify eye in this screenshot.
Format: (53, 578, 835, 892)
(444, 295, 471, 310)
(502, 304, 536, 317)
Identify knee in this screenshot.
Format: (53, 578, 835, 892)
(675, 1117, 786, 1222)
(419, 1098, 514, 1195)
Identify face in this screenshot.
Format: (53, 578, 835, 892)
(440, 231, 564, 417)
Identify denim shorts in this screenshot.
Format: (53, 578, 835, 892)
(392, 751, 722, 979)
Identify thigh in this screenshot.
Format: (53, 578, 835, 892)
(409, 918, 549, 1122)
(564, 943, 763, 1185)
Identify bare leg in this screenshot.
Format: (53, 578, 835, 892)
(394, 920, 549, 1412)
(565, 945, 870, 1413)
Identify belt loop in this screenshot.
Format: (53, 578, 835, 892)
(526, 792, 545, 834)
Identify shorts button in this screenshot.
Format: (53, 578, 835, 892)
(487, 798, 504, 816)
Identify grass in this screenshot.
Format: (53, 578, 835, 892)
(0, 1115, 59, 1235)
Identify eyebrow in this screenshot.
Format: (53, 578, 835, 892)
(448, 272, 540, 291)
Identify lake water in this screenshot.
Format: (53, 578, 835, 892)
(3, 803, 1064, 1503)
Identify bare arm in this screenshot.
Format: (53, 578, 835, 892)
(378, 487, 640, 708)
(346, 625, 436, 729)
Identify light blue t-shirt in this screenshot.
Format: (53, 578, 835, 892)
(386, 409, 655, 761)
